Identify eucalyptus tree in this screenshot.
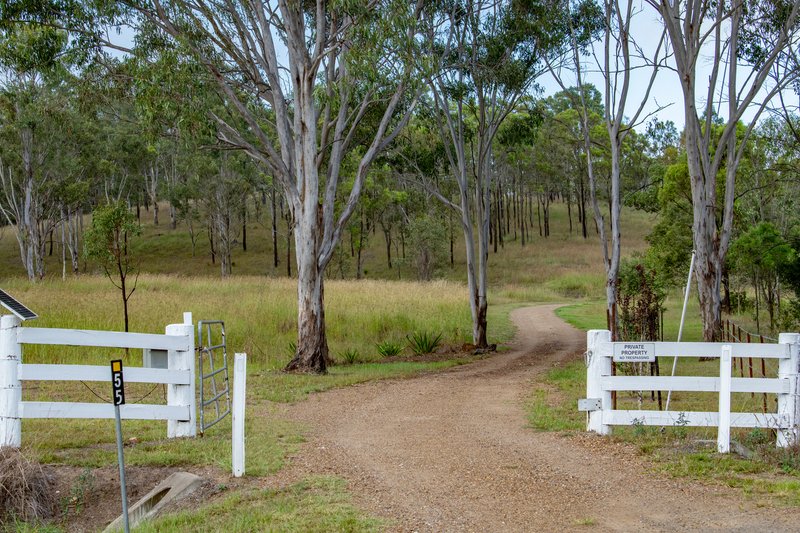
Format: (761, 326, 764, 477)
(0, 23, 71, 280)
(421, 0, 581, 347)
(647, 0, 800, 340)
(124, 1, 422, 373)
(549, 0, 666, 338)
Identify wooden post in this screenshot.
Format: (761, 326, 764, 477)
(718, 344, 733, 453)
(777, 333, 800, 448)
(586, 330, 612, 435)
(232, 353, 247, 477)
(0, 315, 22, 448)
(166, 313, 196, 438)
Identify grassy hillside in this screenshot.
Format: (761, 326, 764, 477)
(0, 200, 654, 294)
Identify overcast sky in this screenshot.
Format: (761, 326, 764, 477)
(538, 7, 795, 134)
(110, 8, 785, 135)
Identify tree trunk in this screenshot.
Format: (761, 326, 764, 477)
(241, 195, 247, 252)
(271, 185, 279, 268)
(284, 263, 329, 373)
(567, 188, 573, 234)
(382, 224, 392, 269)
(285, 191, 328, 372)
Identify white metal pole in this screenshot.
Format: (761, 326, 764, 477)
(665, 250, 696, 413)
(232, 353, 247, 477)
(0, 314, 22, 448)
(718, 345, 733, 453)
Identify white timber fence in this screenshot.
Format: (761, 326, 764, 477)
(584, 330, 800, 452)
(0, 312, 196, 448)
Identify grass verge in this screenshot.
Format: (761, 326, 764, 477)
(532, 303, 800, 507)
(135, 476, 384, 533)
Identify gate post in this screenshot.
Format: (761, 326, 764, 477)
(166, 313, 196, 438)
(718, 345, 733, 453)
(232, 352, 247, 477)
(0, 315, 22, 447)
(777, 333, 800, 448)
(587, 329, 612, 435)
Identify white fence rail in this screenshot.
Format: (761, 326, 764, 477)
(0, 313, 197, 448)
(583, 330, 800, 452)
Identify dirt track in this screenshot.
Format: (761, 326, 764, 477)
(280, 305, 800, 531)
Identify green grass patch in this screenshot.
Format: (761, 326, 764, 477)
(24, 404, 300, 476)
(135, 476, 385, 533)
(528, 345, 800, 506)
(527, 360, 586, 432)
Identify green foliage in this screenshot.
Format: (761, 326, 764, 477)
(406, 214, 448, 281)
(376, 340, 403, 358)
(0, 23, 67, 76)
(779, 234, 800, 297)
(337, 348, 361, 365)
(618, 258, 666, 341)
(83, 202, 141, 270)
(83, 202, 141, 329)
(777, 299, 800, 332)
(729, 222, 796, 330)
(406, 330, 443, 355)
(729, 222, 795, 278)
(645, 161, 694, 289)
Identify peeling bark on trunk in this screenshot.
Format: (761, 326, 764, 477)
(142, 1, 418, 374)
(651, 0, 800, 340)
(285, 244, 329, 372)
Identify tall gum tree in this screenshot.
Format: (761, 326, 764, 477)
(0, 23, 68, 281)
(647, 0, 800, 340)
(421, 0, 582, 347)
(547, 0, 666, 338)
(129, 1, 422, 372)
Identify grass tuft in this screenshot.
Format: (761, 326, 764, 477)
(407, 331, 443, 355)
(376, 340, 404, 358)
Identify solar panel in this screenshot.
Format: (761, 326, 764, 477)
(0, 289, 38, 321)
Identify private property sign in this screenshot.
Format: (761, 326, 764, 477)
(613, 342, 655, 362)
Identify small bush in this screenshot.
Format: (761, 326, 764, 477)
(0, 448, 56, 522)
(376, 340, 403, 358)
(338, 348, 360, 365)
(407, 331, 442, 355)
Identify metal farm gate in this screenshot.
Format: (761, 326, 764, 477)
(197, 320, 231, 435)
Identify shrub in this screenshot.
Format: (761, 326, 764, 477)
(338, 348, 360, 365)
(407, 331, 442, 355)
(376, 340, 403, 358)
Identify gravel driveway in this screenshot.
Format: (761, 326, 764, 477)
(278, 304, 800, 531)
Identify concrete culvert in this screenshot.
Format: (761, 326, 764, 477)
(104, 472, 203, 532)
(0, 447, 56, 522)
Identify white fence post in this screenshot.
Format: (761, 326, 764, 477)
(232, 353, 247, 477)
(586, 329, 612, 435)
(166, 314, 196, 438)
(718, 345, 732, 453)
(0, 315, 22, 448)
(777, 332, 800, 448)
